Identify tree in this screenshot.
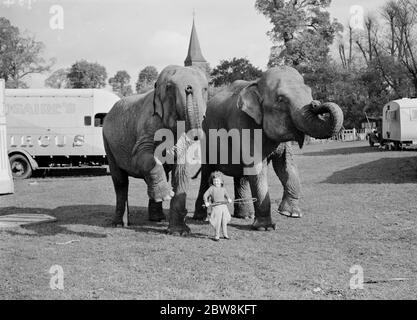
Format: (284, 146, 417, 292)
(255, 0, 343, 69)
(136, 66, 158, 93)
(0, 17, 53, 88)
(45, 68, 70, 88)
(67, 60, 107, 89)
(210, 58, 263, 87)
(109, 70, 133, 97)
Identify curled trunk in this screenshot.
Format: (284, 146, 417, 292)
(294, 102, 344, 139)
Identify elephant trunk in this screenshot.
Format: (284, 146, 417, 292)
(185, 86, 204, 137)
(293, 102, 344, 139)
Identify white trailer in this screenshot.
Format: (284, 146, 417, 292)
(0, 79, 14, 193)
(5, 89, 120, 179)
(382, 98, 417, 149)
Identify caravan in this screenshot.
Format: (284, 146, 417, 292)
(382, 98, 417, 150)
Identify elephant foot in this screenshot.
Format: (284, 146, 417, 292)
(166, 223, 191, 236)
(148, 201, 166, 222)
(145, 164, 174, 203)
(251, 217, 277, 231)
(234, 197, 255, 219)
(277, 197, 302, 219)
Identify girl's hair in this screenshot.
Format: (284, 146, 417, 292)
(209, 171, 224, 187)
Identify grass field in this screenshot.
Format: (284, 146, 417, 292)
(1, 141, 416, 300)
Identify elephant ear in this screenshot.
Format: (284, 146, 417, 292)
(237, 83, 263, 125)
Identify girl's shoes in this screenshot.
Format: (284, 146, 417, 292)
(223, 236, 231, 240)
(213, 237, 220, 242)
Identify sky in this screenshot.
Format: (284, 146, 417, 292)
(0, 0, 383, 88)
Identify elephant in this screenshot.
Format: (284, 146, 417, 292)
(193, 66, 343, 230)
(103, 65, 208, 235)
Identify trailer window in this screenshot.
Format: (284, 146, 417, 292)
(84, 116, 92, 126)
(411, 109, 417, 121)
(94, 113, 107, 127)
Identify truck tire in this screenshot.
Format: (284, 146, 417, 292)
(9, 154, 33, 179)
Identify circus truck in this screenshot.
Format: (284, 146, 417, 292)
(381, 98, 417, 150)
(5, 89, 120, 179)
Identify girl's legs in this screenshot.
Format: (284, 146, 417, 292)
(221, 206, 230, 239)
(211, 207, 222, 240)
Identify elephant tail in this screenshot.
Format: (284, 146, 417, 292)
(191, 167, 202, 180)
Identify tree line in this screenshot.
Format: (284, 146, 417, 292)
(2, 0, 417, 129)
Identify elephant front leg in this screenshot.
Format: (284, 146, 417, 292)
(148, 199, 165, 222)
(247, 162, 276, 231)
(167, 163, 191, 236)
(271, 143, 302, 219)
(233, 176, 254, 219)
(193, 165, 212, 220)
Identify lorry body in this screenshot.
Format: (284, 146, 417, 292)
(0, 79, 13, 193)
(5, 89, 120, 178)
(382, 98, 417, 149)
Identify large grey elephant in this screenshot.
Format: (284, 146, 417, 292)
(103, 65, 208, 234)
(193, 66, 343, 230)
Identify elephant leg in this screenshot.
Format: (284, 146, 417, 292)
(167, 162, 191, 235)
(133, 118, 174, 203)
(247, 161, 276, 231)
(148, 165, 171, 222)
(193, 165, 212, 220)
(105, 138, 129, 227)
(271, 143, 302, 218)
(148, 199, 165, 222)
(109, 165, 130, 227)
(233, 176, 254, 219)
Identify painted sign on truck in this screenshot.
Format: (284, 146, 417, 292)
(5, 89, 120, 179)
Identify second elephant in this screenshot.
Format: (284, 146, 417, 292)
(194, 66, 344, 230)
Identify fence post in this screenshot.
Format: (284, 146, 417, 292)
(0, 79, 14, 195)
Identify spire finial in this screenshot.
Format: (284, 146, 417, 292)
(193, 8, 195, 20)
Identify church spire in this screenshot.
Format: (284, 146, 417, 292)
(184, 18, 207, 65)
(184, 16, 209, 75)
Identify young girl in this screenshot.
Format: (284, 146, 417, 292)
(203, 172, 232, 241)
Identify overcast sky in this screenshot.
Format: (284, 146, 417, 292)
(1, 0, 383, 88)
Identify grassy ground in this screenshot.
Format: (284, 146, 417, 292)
(1, 141, 416, 300)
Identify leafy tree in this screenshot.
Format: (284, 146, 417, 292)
(255, 0, 343, 69)
(136, 66, 158, 93)
(67, 60, 107, 88)
(109, 70, 133, 97)
(0, 17, 53, 88)
(45, 68, 70, 88)
(210, 58, 263, 87)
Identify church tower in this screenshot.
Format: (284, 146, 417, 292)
(184, 18, 210, 76)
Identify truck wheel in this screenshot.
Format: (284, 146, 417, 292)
(9, 154, 33, 179)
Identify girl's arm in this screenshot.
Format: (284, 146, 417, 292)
(224, 188, 232, 203)
(203, 187, 213, 206)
